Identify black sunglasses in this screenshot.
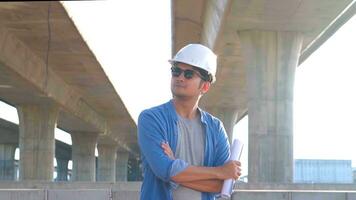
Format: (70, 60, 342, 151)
(171, 66, 202, 80)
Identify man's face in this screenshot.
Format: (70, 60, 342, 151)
(170, 63, 209, 99)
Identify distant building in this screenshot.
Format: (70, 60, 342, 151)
(294, 159, 353, 183)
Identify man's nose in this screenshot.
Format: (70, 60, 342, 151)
(176, 72, 185, 80)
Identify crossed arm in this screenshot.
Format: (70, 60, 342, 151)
(177, 178, 224, 193)
(161, 143, 241, 193)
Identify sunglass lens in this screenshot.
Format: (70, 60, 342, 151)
(171, 66, 197, 79)
(184, 70, 194, 79)
(171, 67, 182, 77)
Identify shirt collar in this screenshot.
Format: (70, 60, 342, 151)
(168, 99, 207, 124)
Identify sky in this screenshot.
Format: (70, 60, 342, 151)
(0, 1, 355, 173)
(293, 14, 356, 162)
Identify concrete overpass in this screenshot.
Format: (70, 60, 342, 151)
(0, 2, 138, 182)
(172, 0, 356, 184)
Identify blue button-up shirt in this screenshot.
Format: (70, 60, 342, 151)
(138, 100, 230, 200)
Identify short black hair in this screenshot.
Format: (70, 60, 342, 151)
(192, 66, 212, 82)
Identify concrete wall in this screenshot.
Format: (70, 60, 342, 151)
(0, 182, 141, 200)
(233, 192, 356, 200)
(232, 183, 356, 200)
(1, 182, 356, 200)
(3, 189, 356, 200)
(0, 190, 45, 200)
(0, 189, 140, 200)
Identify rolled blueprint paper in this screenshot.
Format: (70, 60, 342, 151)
(220, 139, 244, 199)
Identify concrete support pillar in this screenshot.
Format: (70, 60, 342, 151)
(210, 107, 238, 143)
(0, 144, 17, 180)
(97, 142, 118, 182)
(17, 104, 59, 181)
(56, 158, 69, 181)
(128, 156, 142, 181)
(239, 30, 303, 183)
(71, 132, 98, 181)
(116, 151, 129, 181)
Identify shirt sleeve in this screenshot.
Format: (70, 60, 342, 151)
(138, 110, 189, 185)
(213, 120, 231, 166)
(212, 120, 231, 198)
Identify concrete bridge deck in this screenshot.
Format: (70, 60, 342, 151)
(0, 2, 138, 182)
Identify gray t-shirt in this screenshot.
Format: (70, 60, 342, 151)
(173, 114, 205, 200)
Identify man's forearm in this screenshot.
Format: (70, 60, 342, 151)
(171, 165, 222, 183)
(180, 179, 223, 193)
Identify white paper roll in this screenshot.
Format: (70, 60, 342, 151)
(220, 139, 244, 199)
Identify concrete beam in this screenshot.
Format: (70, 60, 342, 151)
(0, 27, 107, 133)
(299, 1, 356, 64)
(171, 0, 205, 54)
(201, 0, 232, 51)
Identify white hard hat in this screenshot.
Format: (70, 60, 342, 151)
(169, 43, 217, 82)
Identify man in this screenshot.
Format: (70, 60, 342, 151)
(138, 44, 241, 200)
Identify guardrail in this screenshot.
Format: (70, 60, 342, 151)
(1, 182, 356, 200)
(0, 181, 141, 200)
(233, 183, 356, 200)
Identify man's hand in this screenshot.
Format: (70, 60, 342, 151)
(217, 160, 241, 180)
(161, 142, 175, 160)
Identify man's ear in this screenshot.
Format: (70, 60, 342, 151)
(201, 82, 211, 94)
